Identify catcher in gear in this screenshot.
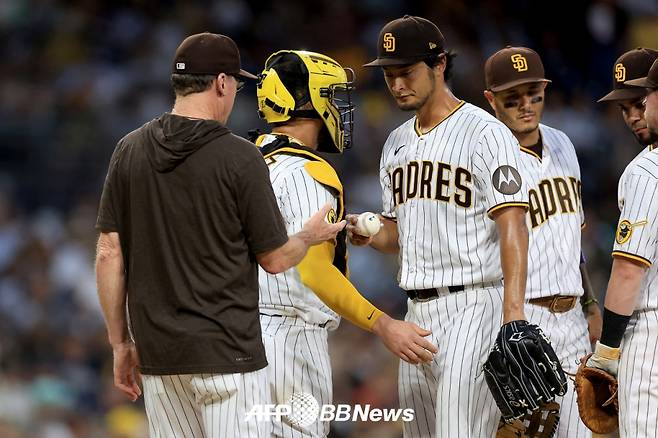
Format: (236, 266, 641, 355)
(254, 49, 437, 438)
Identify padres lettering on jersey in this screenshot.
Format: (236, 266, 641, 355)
(527, 177, 582, 228)
(380, 102, 529, 290)
(256, 134, 343, 328)
(390, 161, 473, 208)
(519, 124, 585, 299)
(612, 147, 658, 311)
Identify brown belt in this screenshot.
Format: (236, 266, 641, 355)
(527, 295, 578, 313)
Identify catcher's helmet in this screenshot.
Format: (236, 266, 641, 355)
(257, 50, 355, 153)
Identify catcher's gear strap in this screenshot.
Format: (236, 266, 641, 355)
(496, 402, 560, 438)
(262, 98, 321, 121)
(297, 241, 383, 331)
(261, 140, 345, 222)
(260, 138, 348, 276)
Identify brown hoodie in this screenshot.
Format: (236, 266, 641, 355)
(96, 113, 288, 375)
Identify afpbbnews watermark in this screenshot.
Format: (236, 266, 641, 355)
(245, 393, 414, 426)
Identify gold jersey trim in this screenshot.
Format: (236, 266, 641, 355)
(487, 201, 529, 217)
(519, 146, 541, 160)
(414, 100, 465, 137)
(611, 250, 652, 267)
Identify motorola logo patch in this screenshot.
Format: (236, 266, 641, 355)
(492, 166, 522, 195)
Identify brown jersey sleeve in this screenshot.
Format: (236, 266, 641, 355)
(96, 142, 124, 232)
(236, 154, 288, 254)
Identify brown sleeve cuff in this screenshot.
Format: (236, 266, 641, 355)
(95, 220, 118, 233)
(250, 233, 289, 255)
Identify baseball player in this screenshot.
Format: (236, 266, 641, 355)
(483, 46, 600, 437)
(586, 52, 658, 437)
(598, 48, 658, 168)
(353, 16, 533, 437)
(95, 34, 347, 438)
(254, 50, 438, 438)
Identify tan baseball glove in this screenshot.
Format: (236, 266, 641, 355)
(574, 352, 619, 434)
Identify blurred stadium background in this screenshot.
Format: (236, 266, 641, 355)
(1, 0, 657, 436)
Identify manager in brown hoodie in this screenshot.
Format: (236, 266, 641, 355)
(95, 33, 345, 438)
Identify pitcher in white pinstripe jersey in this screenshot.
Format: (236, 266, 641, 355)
(483, 46, 602, 437)
(254, 50, 438, 438)
(353, 16, 535, 438)
(585, 51, 658, 438)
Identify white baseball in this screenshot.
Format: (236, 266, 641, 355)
(355, 212, 382, 237)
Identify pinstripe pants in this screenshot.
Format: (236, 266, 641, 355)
(399, 286, 504, 438)
(142, 369, 271, 438)
(618, 309, 658, 438)
(260, 314, 333, 438)
(525, 302, 592, 438)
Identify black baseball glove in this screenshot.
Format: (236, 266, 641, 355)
(483, 320, 567, 423)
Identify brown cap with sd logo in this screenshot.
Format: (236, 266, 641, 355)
(625, 57, 658, 90)
(598, 48, 658, 102)
(363, 15, 445, 67)
(484, 46, 551, 92)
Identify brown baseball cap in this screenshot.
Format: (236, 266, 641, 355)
(625, 57, 658, 90)
(363, 15, 445, 67)
(484, 46, 550, 92)
(172, 32, 257, 80)
(598, 48, 658, 102)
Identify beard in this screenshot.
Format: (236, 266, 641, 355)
(634, 132, 653, 146)
(646, 126, 658, 146)
(515, 123, 539, 135)
(397, 93, 431, 111)
(634, 127, 658, 146)
(395, 68, 435, 112)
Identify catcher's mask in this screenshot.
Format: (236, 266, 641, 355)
(257, 50, 355, 153)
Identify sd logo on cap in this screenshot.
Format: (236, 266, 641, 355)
(364, 15, 444, 67)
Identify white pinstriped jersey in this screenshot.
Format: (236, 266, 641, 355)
(519, 124, 585, 299)
(257, 135, 340, 328)
(380, 101, 529, 290)
(612, 145, 658, 311)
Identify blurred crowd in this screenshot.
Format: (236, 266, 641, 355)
(1, 0, 657, 436)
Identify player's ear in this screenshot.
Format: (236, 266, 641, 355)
(435, 53, 446, 73)
(430, 55, 446, 81)
(215, 73, 227, 97)
(483, 90, 496, 111)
